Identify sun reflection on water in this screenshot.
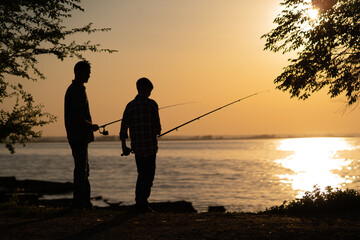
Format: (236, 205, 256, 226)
(276, 138, 354, 195)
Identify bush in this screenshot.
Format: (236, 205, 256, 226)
(262, 186, 360, 215)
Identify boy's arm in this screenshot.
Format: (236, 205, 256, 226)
(154, 102, 161, 136)
(121, 139, 132, 156)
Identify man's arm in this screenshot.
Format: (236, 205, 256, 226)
(75, 115, 99, 131)
(66, 87, 99, 131)
(119, 106, 132, 156)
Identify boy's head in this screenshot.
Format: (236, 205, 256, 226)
(136, 77, 153, 97)
(74, 61, 91, 83)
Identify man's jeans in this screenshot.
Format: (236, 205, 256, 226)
(69, 141, 91, 208)
(135, 154, 156, 207)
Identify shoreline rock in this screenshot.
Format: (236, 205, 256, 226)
(0, 176, 73, 195)
(0, 176, 198, 213)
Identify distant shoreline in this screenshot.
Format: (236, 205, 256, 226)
(34, 134, 360, 143)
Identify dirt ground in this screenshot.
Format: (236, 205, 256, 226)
(1, 208, 360, 240)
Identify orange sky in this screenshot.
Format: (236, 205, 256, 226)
(16, 0, 360, 137)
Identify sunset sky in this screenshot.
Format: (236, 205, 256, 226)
(19, 0, 360, 137)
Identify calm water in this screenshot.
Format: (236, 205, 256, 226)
(1, 137, 360, 212)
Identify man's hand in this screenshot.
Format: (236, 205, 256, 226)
(121, 146, 133, 156)
(91, 124, 99, 131)
(76, 116, 99, 131)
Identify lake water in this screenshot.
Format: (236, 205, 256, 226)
(1, 137, 360, 212)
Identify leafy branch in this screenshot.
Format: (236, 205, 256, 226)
(262, 0, 360, 105)
(0, 0, 117, 153)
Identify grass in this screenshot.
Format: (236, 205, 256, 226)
(0, 201, 63, 218)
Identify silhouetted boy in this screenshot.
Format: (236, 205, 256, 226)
(120, 77, 161, 213)
(65, 61, 99, 209)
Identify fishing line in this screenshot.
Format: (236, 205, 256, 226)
(158, 90, 269, 138)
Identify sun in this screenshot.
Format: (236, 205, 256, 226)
(290, 1, 320, 30)
(296, 1, 319, 21)
(289, 0, 319, 21)
(306, 7, 319, 20)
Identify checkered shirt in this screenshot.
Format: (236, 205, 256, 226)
(120, 95, 161, 156)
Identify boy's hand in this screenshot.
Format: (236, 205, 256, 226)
(121, 146, 132, 156)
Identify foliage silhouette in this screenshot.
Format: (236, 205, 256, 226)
(262, 185, 360, 215)
(262, 0, 360, 105)
(0, 0, 117, 153)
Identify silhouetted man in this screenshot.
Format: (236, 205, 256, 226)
(120, 77, 161, 213)
(65, 61, 99, 209)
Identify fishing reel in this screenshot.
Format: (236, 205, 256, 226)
(99, 126, 109, 136)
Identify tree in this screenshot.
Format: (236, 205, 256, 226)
(262, 0, 360, 105)
(0, 0, 116, 153)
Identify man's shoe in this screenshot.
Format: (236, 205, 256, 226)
(143, 206, 155, 213)
(84, 202, 93, 210)
(135, 204, 155, 213)
(73, 201, 93, 210)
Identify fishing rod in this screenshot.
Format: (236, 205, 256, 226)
(158, 90, 269, 138)
(98, 102, 195, 135)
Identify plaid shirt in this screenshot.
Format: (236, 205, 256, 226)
(120, 95, 161, 156)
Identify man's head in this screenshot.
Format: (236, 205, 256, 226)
(74, 61, 91, 83)
(136, 77, 153, 97)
